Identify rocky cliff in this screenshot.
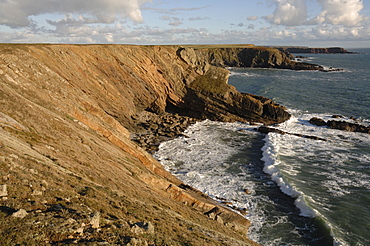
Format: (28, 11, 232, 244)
(0, 44, 296, 245)
(274, 46, 353, 54)
(188, 46, 324, 70)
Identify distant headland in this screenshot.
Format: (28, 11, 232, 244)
(270, 46, 356, 54)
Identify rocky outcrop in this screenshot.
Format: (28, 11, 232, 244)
(173, 47, 291, 124)
(275, 46, 354, 54)
(188, 46, 325, 70)
(309, 117, 370, 134)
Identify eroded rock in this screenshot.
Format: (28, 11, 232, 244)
(12, 209, 28, 219)
(0, 184, 7, 197)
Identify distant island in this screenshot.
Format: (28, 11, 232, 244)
(270, 46, 356, 54)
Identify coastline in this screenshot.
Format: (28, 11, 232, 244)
(0, 43, 336, 245)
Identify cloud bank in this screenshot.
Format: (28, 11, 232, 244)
(0, 0, 368, 46)
(265, 0, 308, 26)
(0, 0, 151, 28)
(265, 0, 365, 26)
(313, 0, 364, 26)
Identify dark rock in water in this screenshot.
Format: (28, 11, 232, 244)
(309, 117, 370, 134)
(309, 117, 327, 126)
(327, 120, 370, 134)
(332, 115, 344, 119)
(257, 126, 286, 135)
(257, 126, 327, 141)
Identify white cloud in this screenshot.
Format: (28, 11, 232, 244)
(264, 0, 308, 26)
(265, 0, 366, 27)
(160, 16, 183, 26)
(0, 0, 369, 47)
(312, 0, 364, 26)
(189, 16, 210, 21)
(46, 15, 100, 27)
(0, 0, 151, 28)
(247, 16, 259, 21)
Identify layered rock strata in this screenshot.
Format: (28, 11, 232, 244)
(0, 44, 298, 245)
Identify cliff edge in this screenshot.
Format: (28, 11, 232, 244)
(0, 44, 295, 245)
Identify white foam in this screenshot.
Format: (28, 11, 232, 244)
(260, 109, 370, 245)
(155, 114, 369, 245)
(154, 120, 281, 243)
(261, 133, 318, 218)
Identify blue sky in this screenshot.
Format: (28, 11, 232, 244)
(0, 0, 369, 47)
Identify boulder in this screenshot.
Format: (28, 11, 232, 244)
(130, 222, 154, 234)
(309, 117, 327, 126)
(12, 209, 28, 219)
(90, 212, 100, 229)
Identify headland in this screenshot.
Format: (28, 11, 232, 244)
(0, 44, 329, 245)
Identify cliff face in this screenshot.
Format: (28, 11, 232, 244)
(190, 46, 325, 70)
(0, 44, 293, 245)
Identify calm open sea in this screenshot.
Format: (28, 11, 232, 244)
(155, 48, 370, 245)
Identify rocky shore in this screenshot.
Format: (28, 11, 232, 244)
(0, 44, 323, 245)
(131, 112, 199, 153)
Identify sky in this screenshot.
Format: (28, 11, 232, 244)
(0, 0, 369, 48)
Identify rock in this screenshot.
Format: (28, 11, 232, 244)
(130, 221, 154, 234)
(178, 47, 210, 75)
(309, 117, 327, 126)
(48, 204, 64, 212)
(332, 115, 344, 118)
(310, 117, 370, 134)
(257, 126, 286, 135)
(90, 212, 101, 228)
(236, 208, 248, 216)
(276, 46, 354, 54)
(215, 215, 224, 224)
(0, 184, 8, 197)
(258, 126, 327, 141)
(75, 227, 84, 234)
(194, 46, 325, 71)
(130, 224, 144, 234)
(327, 120, 370, 134)
(12, 209, 28, 219)
(204, 207, 221, 220)
(127, 238, 148, 246)
(32, 190, 43, 196)
(0, 112, 29, 131)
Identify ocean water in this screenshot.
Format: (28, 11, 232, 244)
(155, 48, 370, 245)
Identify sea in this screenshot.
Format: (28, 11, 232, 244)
(154, 48, 370, 246)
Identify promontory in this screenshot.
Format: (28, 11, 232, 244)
(0, 44, 319, 245)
